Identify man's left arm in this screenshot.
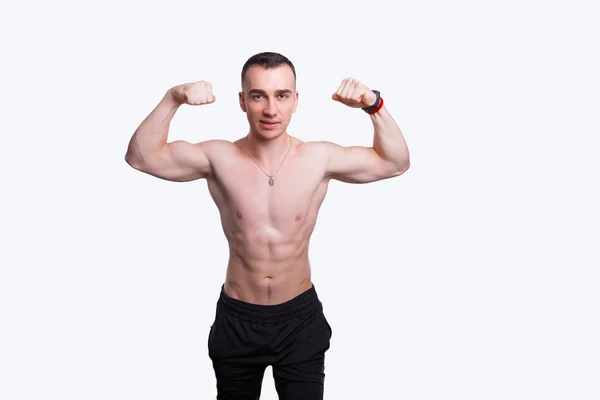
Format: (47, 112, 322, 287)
(323, 78, 410, 184)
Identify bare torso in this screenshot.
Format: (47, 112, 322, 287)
(206, 136, 330, 305)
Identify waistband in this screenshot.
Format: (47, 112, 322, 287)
(217, 283, 321, 323)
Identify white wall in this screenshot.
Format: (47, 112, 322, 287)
(1, 0, 598, 399)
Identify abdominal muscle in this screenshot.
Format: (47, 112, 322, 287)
(224, 237, 313, 305)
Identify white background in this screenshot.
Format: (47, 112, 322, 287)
(1, 0, 599, 399)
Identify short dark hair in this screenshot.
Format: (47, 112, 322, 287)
(241, 52, 296, 87)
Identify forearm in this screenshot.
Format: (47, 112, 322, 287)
(125, 89, 182, 165)
(370, 105, 410, 170)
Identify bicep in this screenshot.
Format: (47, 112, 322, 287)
(139, 140, 214, 182)
(323, 141, 400, 184)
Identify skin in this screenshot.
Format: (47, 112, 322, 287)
(125, 64, 410, 305)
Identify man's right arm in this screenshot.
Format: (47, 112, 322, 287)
(124, 82, 217, 182)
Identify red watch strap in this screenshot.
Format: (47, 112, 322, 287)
(367, 96, 384, 114)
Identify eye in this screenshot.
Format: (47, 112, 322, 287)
(279, 93, 289, 99)
(252, 94, 263, 99)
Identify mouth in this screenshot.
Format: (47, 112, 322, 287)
(260, 121, 280, 129)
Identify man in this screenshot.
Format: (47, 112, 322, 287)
(125, 51, 409, 399)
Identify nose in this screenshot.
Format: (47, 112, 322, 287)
(264, 98, 277, 117)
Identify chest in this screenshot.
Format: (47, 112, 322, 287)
(208, 150, 328, 228)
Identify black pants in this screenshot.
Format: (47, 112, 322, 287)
(208, 283, 332, 399)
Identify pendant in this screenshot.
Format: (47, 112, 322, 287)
(269, 177, 275, 186)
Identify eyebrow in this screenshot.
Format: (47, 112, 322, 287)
(248, 89, 293, 95)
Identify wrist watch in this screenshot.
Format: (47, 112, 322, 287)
(362, 90, 381, 114)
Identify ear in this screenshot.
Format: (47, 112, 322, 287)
(238, 91, 247, 112)
(292, 91, 299, 113)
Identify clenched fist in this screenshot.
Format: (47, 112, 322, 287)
(332, 78, 377, 109)
(171, 81, 216, 106)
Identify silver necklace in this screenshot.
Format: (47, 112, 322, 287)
(244, 133, 292, 186)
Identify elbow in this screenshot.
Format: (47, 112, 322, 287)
(124, 152, 135, 166)
(124, 152, 145, 170)
(394, 159, 410, 176)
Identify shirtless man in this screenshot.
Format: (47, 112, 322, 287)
(124, 52, 409, 399)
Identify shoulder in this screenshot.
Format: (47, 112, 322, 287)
(197, 139, 240, 158)
(296, 140, 339, 158)
(198, 139, 236, 149)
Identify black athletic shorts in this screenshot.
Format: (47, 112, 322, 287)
(208, 283, 332, 399)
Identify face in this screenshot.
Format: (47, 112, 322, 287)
(239, 65, 298, 140)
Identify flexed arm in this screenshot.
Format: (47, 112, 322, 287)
(125, 81, 219, 182)
(324, 78, 410, 183)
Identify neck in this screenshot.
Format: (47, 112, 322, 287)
(245, 131, 291, 166)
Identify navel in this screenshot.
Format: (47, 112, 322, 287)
(267, 278, 273, 299)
